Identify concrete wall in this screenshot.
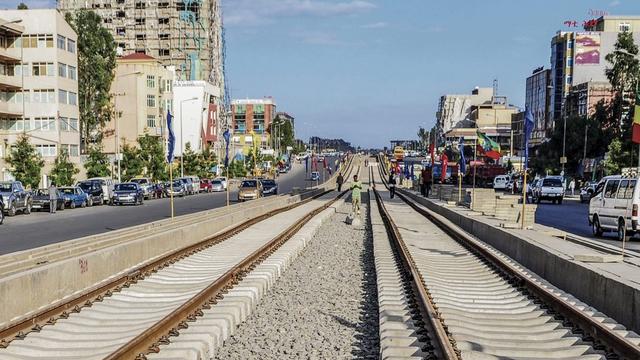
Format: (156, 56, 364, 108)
(399, 188, 640, 333)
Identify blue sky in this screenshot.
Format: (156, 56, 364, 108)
(4, 0, 638, 148)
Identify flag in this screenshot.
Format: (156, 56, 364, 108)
(223, 129, 231, 167)
(410, 164, 414, 180)
(441, 153, 448, 183)
(404, 163, 410, 179)
(458, 137, 466, 175)
(476, 130, 501, 160)
(429, 143, 435, 166)
(323, 157, 328, 169)
(523, 107, 535, 169)
(633, 84, 640, 144)
(166, 110, 175, 163)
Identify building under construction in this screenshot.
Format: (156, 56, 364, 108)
(57, 0, 225, 90)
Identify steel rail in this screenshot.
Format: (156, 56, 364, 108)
(375, 155, 640, 359)
(371, 165, 460, 359)
(105, 168, 358, 359)
(0, 156, 357, 349)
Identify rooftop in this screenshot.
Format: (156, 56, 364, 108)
(232, 98, 276, 105)
(118, 53, 158, 62)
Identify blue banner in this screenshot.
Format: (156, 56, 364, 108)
(524, 107, 535, 170)
(166, 110, 175, 163)
(223, 129, 231, 167)
(458, 137, 466, 174)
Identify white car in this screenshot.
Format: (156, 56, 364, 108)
(589, 175, 638, 241)
(532, 176, 564, 204)
(493, 175, 509, 190)
(215, 177, 228, 190)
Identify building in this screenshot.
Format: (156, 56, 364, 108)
(436, 87, 493, 134)
(524, 67, 552, 146)
(57, 0, 229, 152)
(0, 10, 80, 186)
(549, 16, 640, 124)
(172, 80, 220, 156)
(231, 98, 276, 155)
(103, 53, 174, 157)
(565, 81, 614, 118)
(274, 112, 295, 134)
(389, 140, 420, 151)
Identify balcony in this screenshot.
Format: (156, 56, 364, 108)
(0, 101, 23, 117)
(0, 75, 21, 90)
(0, 48, 20, 62)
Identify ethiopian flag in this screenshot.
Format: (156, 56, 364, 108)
(477, 130, 501, 160)
(633, 85, 640, 144)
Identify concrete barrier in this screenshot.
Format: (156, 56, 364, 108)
(398, 187, 640, 333)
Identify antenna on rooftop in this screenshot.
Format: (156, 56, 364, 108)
(493, 78, 498, 96)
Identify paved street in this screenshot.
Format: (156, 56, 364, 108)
(0, 160, 337, 255)
(535, 197, 640, 251)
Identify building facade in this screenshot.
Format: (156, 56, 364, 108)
(436, 87, 493, 134)
(524, 67, 552, 146)
(231, 98, 276, 155)
(103, 53, 174, 156)
(172, 80, 220, 156)
(565, 81, 614, 119)
(0, 10, 80, 186)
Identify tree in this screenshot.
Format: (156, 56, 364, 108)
(197, 145, 217, 178)
(417, 127, 429, 150)
(17, 3, 28, 9)
(605, 31, 639, 96)
(182, 142, 201, 176)
(50, 150, 79, 186)
(138, 135, 167, 181)
(120, 143, 143, 180)
(604, 139, 627, 175)
(6, 135, 44, 189)
(84, 145, 111, 178)
(227, 160, 246, 178)
(65, 10, 117, 149)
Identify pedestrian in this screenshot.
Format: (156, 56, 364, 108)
(425, 166, 432, 197)
(388, 172, 397, 199)
(420, 168, 427, 196)
(569, 179, 576, 196)
(351, 174, 362, 216)
(49, 182, 57, 214)
(336, 172, 344, 192)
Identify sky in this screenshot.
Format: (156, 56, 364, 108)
(3, 0, 639, 148)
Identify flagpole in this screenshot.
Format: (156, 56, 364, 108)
(226, 165, 230, 207)
(169, 161, 174, 219)
(521, 168, 527, 229)
(473, 137, 477, 210)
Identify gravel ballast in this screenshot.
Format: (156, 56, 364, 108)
(215, 193, 379, 359)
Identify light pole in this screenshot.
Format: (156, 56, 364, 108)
(180, 96, 198, 177)
(113, 71, 142, 183)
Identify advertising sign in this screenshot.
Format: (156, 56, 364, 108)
(575, 33, 601, 65)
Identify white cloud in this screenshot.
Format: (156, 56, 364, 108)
(292, 31, 345, 45)
(361, 21, 387, 29)
(609, 0, 621, 7)
(224, 0, 376, 26)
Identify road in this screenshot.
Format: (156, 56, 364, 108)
(0, 160, 339, 255)
(534, 197, 640, 251)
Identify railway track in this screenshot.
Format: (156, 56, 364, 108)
(371, 160, 640, 359)
(0, 160, 358, 359)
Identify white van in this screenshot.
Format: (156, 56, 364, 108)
(87, 177, 116, 204)
(493, 175, 509, 190)
(589, 175, 638, 241)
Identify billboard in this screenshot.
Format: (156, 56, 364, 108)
(575, 33, 601, 65)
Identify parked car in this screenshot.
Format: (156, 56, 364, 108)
(151, 183, 166, 199)
(260, 179, 278, 196)
(531, 176, 565, 204)
(188, 176, 201, 193)
(87, 177, 115, 204)
(200, 179, 213, 193)
(112, 183, 144, 205)
(0, 198, 4, 224)
(0, 181, 32, 216)
(215, 177, 228, 190)
(178, 177, 195, 195)
(59, 187, 89, 209)
(238, 179, 262, 202)
(130, 177, 154, 199)
(77, 180, 104, 206)
(310, 171, 320, 181)
(493, 175, 509, 190)
(580, 181, 598, 203)
(166, 180, 186, 197)
(589, 175, 638, 240)
(31, 189, 65, 211)
(210, 179, 224, 192)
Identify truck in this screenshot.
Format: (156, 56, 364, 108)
(393, 146, 404, 161)
(465, 164, 507, 187)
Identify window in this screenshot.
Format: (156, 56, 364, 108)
(146, 115, 156, 128)
(103, 18, 112, 24)
(57, 35, 66, 50)
(567, 58, 573, 67)
(59, 89, 68, 104)
(158, 2, 170, 8)
(61, 144, 79, 157)
(58, 63, 67, 78)
(147, 75, 155, 88)
(158, 49, 170, 56)
(626, 180, 637, 199)
(135, 18, 146, 25)
(568, 40, 574, 49)
(619, 22, 631, 32)
(617, 180, 629, 199)
(159, 18, 169, 25)
(566, 76, 572, 85)
(33, 89, 55, 103)
(135, 1, 145, 9)
(116, 11, 125, 18)
(116, 27, 126, 36)
(68, 92, 77, 106)
(159, 33, 170, 40)
(0, 118, 30, 131)
(32, 62, 54, 76)
(68, 65, 77, 80)
(136, 34, 146, 41)
(147, 95, 156, 107)
(36, 144, 57, 157)
(67, 39, 76, 53)
(604, 180, 620, 198)
(34, 117, 56, 132)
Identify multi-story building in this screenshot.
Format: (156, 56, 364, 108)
(231, 98, 276, 155)
(549, 16, 640, 125)
(103, 53, 174, 157)
(0, 10, 80, 186)
(172, 80, 220, 156)
(57, 0, 228, 151)
(565, 81, 614, 118)
(524, 67, 552, 146)
(436, 87, 493, 135)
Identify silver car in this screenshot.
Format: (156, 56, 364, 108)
(211, 179, 224, 192)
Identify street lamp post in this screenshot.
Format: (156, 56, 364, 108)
(180, 97, 198, 177)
